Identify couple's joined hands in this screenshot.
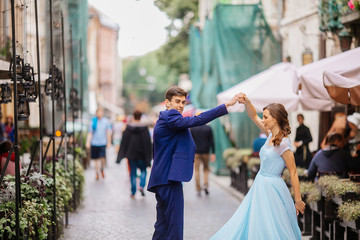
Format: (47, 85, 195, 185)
(225, 92, 249, 109)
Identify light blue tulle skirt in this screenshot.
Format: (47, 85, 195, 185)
(211, 172, 301, 240)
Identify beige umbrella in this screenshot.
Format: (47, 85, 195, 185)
(323, 65, 360, 106)
(296, 47, 360, 109)
(217, 62, 300, 112)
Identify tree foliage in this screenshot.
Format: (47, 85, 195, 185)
(121, 1, 199, 111)
(122, 51, 178, 109)
(155, 0, 198, 20)
(155, 0, 199, 76)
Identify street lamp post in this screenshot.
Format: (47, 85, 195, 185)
(49, 1, 57, 238)
(10, 0, 21, 239)
(70, 25, 77, 211)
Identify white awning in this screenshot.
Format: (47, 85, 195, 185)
(98, 99, 124, 115)
(296, 47, 360, 104)
(323, 65, 360, 106)
(217, 62, 300, 112)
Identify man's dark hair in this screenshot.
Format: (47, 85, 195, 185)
(297, 114, 304, 120)
(133, 110, 142, 120)
(165, 86, 187, 101)
(325, 132, 343, 146)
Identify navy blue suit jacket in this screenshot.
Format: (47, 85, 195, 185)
(147, 104, 228, 192)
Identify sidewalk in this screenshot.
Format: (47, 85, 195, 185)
(61, 146, 310, 240)
(61, 147, 240, 240)
(210, 170, 311, 240)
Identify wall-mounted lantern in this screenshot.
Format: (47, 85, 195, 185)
(9, 55, 24, 80)
(17, 94, 30, 120)
(0, 83, 12, 103)
(302, 48, 313, 65)
(22, 63, 35, 86)
(338, 29, 353, 52)
(45, 76, 53, 96)
(25, 84, 37, 102)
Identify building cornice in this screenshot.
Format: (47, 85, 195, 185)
(281, 9, 318, 27)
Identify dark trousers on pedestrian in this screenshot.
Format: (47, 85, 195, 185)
(152, 182, 183, 240)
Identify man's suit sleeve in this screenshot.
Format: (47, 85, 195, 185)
(167, 104, 228, 130)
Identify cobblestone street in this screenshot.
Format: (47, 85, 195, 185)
(61, 147, 241, 240)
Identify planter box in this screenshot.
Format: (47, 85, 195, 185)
(298, 175, 308, 182)
(309, 200, 324, 212)
(340, 11, 360, 24)
(341, 218, 360, 230)
(324, 200, 337, 221)
(298, 203, 312, 236)
(250, 164, 259, 179)
(331, 192, 358, 206)
(239, 164, 249, 194)
(342, 191, 359, 201)
(332, 195, 343, 206)
(349, 173, 360, 183)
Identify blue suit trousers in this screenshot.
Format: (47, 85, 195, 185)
(152, 182, 184, 240)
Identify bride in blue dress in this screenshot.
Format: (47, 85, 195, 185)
(211, 93, 306, 240)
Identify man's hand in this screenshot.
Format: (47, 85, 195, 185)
(225, 93, 243, 109)
(237, 93, 248, 104)
(294, 141, 303, 148)
(86, 142, 91, 149)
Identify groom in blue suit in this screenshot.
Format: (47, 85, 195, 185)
(148, 86, 241, 240)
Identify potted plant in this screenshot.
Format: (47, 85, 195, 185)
(0, 173, 52, 239)
(337, 200, 360, 229)
(333, 180, 360, 201)
(223, 148, 238, 169)
(282, 167, 306, 187)
(317, 175, 340, 199)
(247, 157, 260, 179)
(0, 155, 85, 240)
(291, 181, 321, 211)
(300, 181, 321, 203)
(348, 0, 360, 12)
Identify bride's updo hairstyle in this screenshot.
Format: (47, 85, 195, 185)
(263, 103, 291, 146)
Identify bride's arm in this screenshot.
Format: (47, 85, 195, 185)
(239, 94, 268, 136)
(282, 150, 306, 215)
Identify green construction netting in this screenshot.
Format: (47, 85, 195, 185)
(189, 4, 281, 174)
(39, 0, 89, 134)
(67, 0, 89, 113)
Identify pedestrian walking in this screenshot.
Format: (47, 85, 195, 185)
(0, 111, 5, 142)
(252, 132, 267, 157)
(4, 115, 14, 143)
(211, 93, 305, 240)
(116, 110, 152, 199)
(113, 114, 126, 153)
(190, 123, 215, 196)
(147, 86, 242, 240)
(294, 113, 313, 168)
(86, 108, 112, 180)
